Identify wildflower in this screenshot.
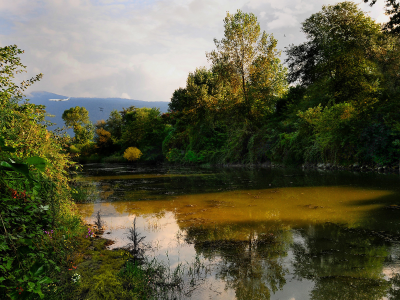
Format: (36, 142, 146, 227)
(71, 273, 81, 284)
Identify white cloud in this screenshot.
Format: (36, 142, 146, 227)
(121, 92, 130, 99)
(267, 12, 299, 30)
(0, 0, 390, 102)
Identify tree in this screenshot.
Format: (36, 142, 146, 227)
(364, 0, 400, 34)
(285, 2, 384, 111)
(168, 88, 191, 112)
(0, 45, 42, 107)
(206, 10, 287, 118)
(61, 106, 90, 128)
(62, 106, 94, 144)
(105, 109, 122, 144)
(94, 120, 114, 155)
(121, 107, 167, 161)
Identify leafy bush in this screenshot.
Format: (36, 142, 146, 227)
(123, 147, 143, 161)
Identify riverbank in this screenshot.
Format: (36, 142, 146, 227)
(41, 223, 154, 300)
(74, 156, 400, 176)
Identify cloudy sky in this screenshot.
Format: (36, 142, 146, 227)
(0, 0, 390, 102)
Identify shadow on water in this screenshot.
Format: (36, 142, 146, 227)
(76, 164, 400, 299)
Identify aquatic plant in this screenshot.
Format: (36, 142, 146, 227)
(94, 210, 104, 232)
(127, 217, 148, 264)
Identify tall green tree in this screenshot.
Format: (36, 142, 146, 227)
(62, 106, 94, 144)
(206, 10, 287, 119)
(285, 1, 384, 111)
(61, 106, 90, 128)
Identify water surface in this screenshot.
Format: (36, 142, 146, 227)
(77, 164, 400, 299)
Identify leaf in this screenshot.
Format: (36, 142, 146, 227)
(38, 277, 52, 285)
(26, 156, 47, 171)
(39, 205, 49, 211)
(0, 161, 37, 184)
(30, 261, 45, 277)
(0, 161, 13, 169)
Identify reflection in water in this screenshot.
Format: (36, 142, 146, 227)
(292, 224, 390, 299)
(77, 164, 400, 299)
(186, 222, 292, 300)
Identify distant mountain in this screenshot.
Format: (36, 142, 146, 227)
(24, 91, 170, 137)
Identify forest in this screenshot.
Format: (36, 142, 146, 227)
(65, 2, 400, 169)
(1, 1, 400, 299)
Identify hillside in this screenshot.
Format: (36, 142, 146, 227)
(25, 91, 169, 136)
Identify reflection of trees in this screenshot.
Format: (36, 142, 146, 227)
(184, 221, 292, 300)
(388, 273, 400, 300)
(99, 183, 114, 200)
(77, 203, 95, 219)
(292, 223, 390, 299)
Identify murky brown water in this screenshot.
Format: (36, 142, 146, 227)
(77, 164, 400, 299)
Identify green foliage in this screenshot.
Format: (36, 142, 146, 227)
(0, 45, 43, 107)
(121, 107, 167, 161)
(61, 106, 90, 128)
(0, 45, 88, 300)
(0, 140, 74, 299)
(165, 148, 183, 163)
(62, 106, 94, 144)
(75, 123, 94, 145)
(286, 2, 383, 110)
(207, 9, 288, 119)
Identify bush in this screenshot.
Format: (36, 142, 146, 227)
(123, 147, 143, 161)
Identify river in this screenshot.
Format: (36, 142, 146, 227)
(76, 163, 400, 300)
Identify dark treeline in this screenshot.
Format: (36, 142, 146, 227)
(69, 2, 400, 168)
